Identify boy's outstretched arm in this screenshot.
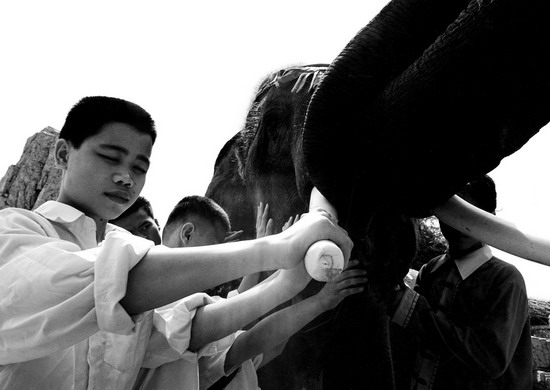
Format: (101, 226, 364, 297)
(223, 260, 367, 372)
(238, 203, 302, 293)
(188, 257, 314, 351)
(122, 210, 353, 314)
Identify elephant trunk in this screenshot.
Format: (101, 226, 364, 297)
(434, 196, 550, 267)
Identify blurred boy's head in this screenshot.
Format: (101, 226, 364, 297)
(162, 195, 230, 248)
(54, 96, 156, 223)
(111, 196, 161, 245)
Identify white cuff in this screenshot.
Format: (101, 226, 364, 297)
(94, 231, 154, 334)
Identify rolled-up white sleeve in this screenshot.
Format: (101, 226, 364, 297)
(95, 230, 155, 333)
(198, 330, 242, 388)
(134, 294, 223, 390)
(0, 210, 153, 364)
(199, 330, 263, 390)
(141, 293, 218, 368)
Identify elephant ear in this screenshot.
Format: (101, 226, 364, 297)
(303, 0, 550, 224)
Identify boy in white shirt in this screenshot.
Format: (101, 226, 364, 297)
(0, 96, 353, 389)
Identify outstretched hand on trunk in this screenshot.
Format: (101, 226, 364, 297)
(267, 209, 353, 272)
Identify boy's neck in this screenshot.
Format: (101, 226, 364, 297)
(449, 241, 484, 260)
(95, 219, 108, 243)
(55, 196, 108, 243)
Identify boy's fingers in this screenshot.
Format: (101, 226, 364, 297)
(316, 214, 352, 258)
(337, 277, 368, 292)
(225, 230, 244, 242)
(309, 211, 353, 261)
(340, 270, 367, 279)
(266, 219, 274, 235)
(341, 286, 365, 297)
(345, 259, 360, 269)
(344, 276, 369, 285)
(327, 267, 365, 286)
(336, 228, 353, 264)
(256, 203, 263, 226)
(309, 207, 333, 220)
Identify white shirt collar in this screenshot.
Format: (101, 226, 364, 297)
(34, 200, 118, 235)
(430, 245, 492, 280)
(35, 200, 88, 223)
(454, 245, 492, 280)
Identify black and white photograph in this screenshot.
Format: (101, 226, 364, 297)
(1, 1, 550, 389)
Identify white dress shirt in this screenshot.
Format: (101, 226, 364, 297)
(0, 201, 152, 389)
(0, 201, 231, 389)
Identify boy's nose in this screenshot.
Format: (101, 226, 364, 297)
(113, 172, 134, 187)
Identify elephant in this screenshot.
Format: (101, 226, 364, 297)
(206, 63, 420, 390)
(205, 0, 550, 388)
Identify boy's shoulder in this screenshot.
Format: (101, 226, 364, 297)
(467, 254, 528, 294)
(0, 205, 43, 220)
(485, 255, 525, 281)
(0, 205, 56, 234)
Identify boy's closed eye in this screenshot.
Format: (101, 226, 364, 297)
(133, 165, 148, 174)
(97, 153, 119, 163)
(96, 152, 148, 174)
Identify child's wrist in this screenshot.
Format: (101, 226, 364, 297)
(317, 294, 332, 312)
(275, 271, 303, 297)
(310, 294, 330, 313)
(260, 235, 287, 270)
(254, 235, 277, 271)
(278, 273, 298, 293)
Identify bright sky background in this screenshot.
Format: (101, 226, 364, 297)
(1, 1, 550, 299)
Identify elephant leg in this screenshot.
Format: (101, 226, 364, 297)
(256, 302, 335, 390)
(321, 293, 396, 390)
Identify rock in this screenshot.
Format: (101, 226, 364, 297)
(533, 337, 550, 369)
(0, 127, 61, 211)
(531, 299, 550, 327)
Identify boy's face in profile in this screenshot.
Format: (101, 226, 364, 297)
(56, 122, 153, 222)
(112, 207, 161, 245)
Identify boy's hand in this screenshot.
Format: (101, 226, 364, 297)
(224, 230, 244, 243)
(282, 214, 301, 232)
(256, 202, 274, 238)
(272, 210, 353, 270)
(316, 260, 367, 311)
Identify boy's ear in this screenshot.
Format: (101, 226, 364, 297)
(179, 222, 195, 246)
(54, 139, 70, 168)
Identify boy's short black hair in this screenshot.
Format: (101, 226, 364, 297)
(111, 196, 159, 227)
(458, 174, 497, 213)
(164, 195, 231, 237)
(60, 96, 156, 148)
